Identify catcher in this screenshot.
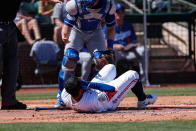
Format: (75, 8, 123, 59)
(61, 64, 157, 112)
(55, 0, 116, 107)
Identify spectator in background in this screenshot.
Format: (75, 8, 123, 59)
(52, 0, 93, 108)
(52, 0, 67, 44)
(37, 1, 55, 24)
(103, 3, 148, 83)
(15, 8, 42, 45)
(20, 0, 40, 18)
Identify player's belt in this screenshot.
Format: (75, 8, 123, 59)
(0, 21, 13, 25)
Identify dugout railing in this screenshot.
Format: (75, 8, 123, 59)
(124, 9, 196, 71)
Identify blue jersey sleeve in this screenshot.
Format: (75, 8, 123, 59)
(64, 13, 78, 27)
(81, 80, 115, 92)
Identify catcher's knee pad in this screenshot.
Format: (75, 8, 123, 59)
(93, 50, 115, 70)
(62, 48, 79, 71)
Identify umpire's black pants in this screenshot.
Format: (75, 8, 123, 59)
(0, 23, 18, 106)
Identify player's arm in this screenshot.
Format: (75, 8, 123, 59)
(106, 25, 115, 50)
(81, 80, 115, 92)
(105, 1, 116, 49)
(62, 24, 72, 43)
(62, 0, 78, 43)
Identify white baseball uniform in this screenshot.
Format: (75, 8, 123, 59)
(61, 64, 139, 112)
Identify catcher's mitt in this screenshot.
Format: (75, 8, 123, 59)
(94, 50, 115, 70)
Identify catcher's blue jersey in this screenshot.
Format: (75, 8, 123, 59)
(64, 0, 116, 31)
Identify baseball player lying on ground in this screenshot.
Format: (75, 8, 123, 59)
(61, 64, 157, 112)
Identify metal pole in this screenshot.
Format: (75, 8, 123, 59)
(143, 0, 150, 86)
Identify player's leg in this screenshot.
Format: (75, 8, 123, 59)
(56, 48, 79, 107)
(107, 71, 157, 110)
(91, 64, 116, 83)
(133, 80, 157, 109)
(105, 70, 139, 110)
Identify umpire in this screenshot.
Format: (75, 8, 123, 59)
(0, 0, 62, 110)
(0, 0, 27, 109)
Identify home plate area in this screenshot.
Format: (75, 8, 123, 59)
(1, 96, 196, 123)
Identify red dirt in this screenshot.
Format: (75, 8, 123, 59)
(1, 86, 196, 123)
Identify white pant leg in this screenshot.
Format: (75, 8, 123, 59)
(91, 64, 116, 83)
(104, 70, 139, 110)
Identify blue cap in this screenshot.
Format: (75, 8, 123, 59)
(115, 3, 125, 12)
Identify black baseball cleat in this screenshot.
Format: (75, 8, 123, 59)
(1, 101, 27, 110)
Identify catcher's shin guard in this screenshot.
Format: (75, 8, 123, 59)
(93, 50, 115, 70)
(62, 48, 79, 71)
(61, 48, 79, 88)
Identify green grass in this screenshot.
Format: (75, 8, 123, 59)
(127, 87, 196, 97)
(0, 121, 196, 131)
(9, 87, 196, 101)
(1, 87, 196, 129)
(16, 92, 57, 100)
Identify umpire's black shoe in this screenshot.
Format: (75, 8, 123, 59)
(1, 101, 27, 110)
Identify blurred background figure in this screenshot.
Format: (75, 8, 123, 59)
(103, 3, 148, 83)
(52, 0, 67, 45)
(15, 7, 42, 45)
(37, 1, 55, 24)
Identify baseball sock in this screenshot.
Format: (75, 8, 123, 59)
(131, 80, 146, 101)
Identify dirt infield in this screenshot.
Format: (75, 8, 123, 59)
(1, 86, 196, 123)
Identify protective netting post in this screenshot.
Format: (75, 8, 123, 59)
(143, 0, 150, 86)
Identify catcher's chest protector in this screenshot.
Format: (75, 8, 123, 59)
(75, 0, 111, 30)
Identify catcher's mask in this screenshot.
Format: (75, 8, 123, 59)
(65, 76, 82, 98)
